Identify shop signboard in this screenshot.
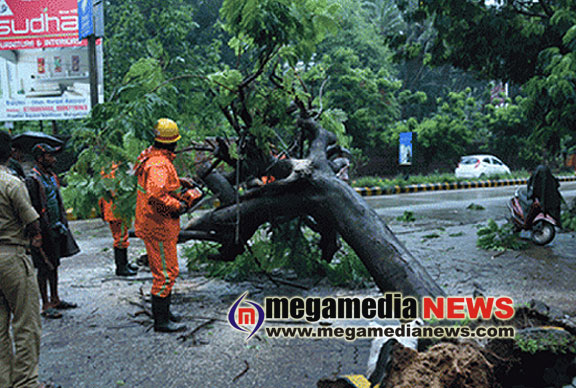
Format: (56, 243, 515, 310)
(0, 0, 103, 120)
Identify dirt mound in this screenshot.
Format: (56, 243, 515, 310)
(385, 342, 493, 388)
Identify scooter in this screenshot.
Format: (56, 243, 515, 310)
(508, 187, 558, 245)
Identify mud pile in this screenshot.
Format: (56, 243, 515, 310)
(384, 342, 492, 388)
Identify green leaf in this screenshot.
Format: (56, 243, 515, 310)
(563, 25, 576, 51)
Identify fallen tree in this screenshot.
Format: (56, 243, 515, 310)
(182, 113, 444, 298)
(172, 0, 445, 298)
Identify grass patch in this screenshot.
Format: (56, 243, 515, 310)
(515, 330, 576, 354)
(351, 170, 531, 188)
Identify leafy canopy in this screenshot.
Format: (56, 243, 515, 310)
(414, 0, 576, 156)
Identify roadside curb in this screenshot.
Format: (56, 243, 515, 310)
(354, 175, 576, 197)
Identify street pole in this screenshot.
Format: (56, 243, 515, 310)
(88, 35, 98, 109)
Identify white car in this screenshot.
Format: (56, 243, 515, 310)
(455, 154, 511, 179)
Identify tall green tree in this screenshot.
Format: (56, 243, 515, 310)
(178, 0, 444, 297)
(308, 0, 402, 153)
(104, 0, 227, 93)
(385, 0, 489, 121)
(415, 0, 576, 157)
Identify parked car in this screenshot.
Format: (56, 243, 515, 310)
(455, 154, 511, 178)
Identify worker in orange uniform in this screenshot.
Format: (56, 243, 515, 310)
(134, 118, 202, 333)
(99, 163, 137, 277)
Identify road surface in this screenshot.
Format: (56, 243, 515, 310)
(37, 182, 576, 388)
(368, 181, 576, 223)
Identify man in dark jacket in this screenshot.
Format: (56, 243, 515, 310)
(8, 143, 26, 180)
(26, 143, 80, 318)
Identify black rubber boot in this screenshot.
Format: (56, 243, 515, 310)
(152, 295, 187, 333)
(166, 293, 182, 323)
(114, 248, 137, 277)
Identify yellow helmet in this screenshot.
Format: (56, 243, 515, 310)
(154, 118, 181, 144)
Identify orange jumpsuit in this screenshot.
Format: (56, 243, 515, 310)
(99, 164, 129, 249)
(134, 147, 182, 298)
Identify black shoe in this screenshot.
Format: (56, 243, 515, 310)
(166, 293, 183, 322)
(127, 261, 139, 271)
(152, 295, 187, 333)
(114, 248, 137, 277)
(136, 254, 149, 267)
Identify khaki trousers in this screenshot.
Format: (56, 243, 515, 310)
(0, 245, 41, 388)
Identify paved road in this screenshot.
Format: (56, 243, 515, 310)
(37, 183, 576, 388)
(367, 182, 576, 224)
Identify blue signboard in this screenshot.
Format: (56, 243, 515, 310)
(78, 0, 94, 40)
(399, 132, 413, 166)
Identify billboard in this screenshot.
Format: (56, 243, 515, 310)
(0, 0, 84, 50)
(0, 0, 103, 121)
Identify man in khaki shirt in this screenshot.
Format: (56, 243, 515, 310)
(0, 130, 43, 388)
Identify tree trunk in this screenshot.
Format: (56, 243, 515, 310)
(182, 117, 445, 298)
(311, 175, 445, 297)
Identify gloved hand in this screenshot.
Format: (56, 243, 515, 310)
(170, 201, 189, 219)
(180, 188, 203, 208)
(179, 177, 198, 189)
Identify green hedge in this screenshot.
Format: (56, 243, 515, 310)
(351, 170, 532, 188)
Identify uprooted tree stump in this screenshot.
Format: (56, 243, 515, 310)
(317, 303, 576, 388)
(385, 342, 494, 388)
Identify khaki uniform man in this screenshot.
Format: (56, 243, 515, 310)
(0, 131, 42, 388)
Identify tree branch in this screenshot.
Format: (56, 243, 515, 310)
(183, 172, 444, 298)
(297, 117, 337, 166)
(314, 76, 330, 120)
(538, 0, 553, 17)
(510, 1, 548, 18)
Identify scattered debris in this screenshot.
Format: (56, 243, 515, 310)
(396, 211, 416, 222)
(232, 360, 250, 383)
(178, 318, 217, 344)
(477, 219, 527, 251)
(491, 250, 507, 260)
(467, 203, 486, 211)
